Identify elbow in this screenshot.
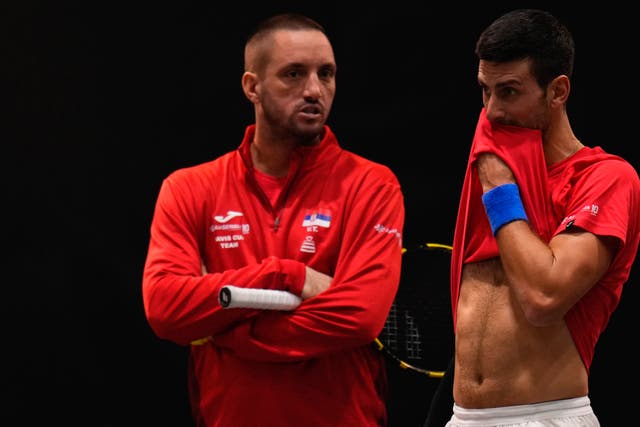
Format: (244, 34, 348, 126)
(145, 311, 173, 341)
(145, 313, 192, 346)
(336, 310, 384, 345)
(361, 323, 381, 343)
(520, 292, 566, 327)
(358, 312, 388, 344)
(143, 283, 190, 346)
(144, 303, 182, 343)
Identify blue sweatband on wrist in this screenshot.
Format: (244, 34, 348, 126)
(481, 183, 528, 235)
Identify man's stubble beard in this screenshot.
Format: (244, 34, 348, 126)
(262, 99, 326, 146)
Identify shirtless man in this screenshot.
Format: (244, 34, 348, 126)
(447, 9, 640, 426)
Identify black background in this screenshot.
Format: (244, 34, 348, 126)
(8, 1, 639, 426)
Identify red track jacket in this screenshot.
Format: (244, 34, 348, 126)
(143, 125, 405, 426)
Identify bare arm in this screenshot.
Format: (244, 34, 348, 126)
(477, 153, 615, 326)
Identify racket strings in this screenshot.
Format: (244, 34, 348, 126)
(377, 242, 454, 377)
(382, 303, 399, 353)
(403, 310, 422, 360)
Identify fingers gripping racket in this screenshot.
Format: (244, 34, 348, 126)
(211, 242, 453, 378)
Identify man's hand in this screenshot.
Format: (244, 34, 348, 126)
(301, 267, 332, 299)
(476, 153, 516, 193)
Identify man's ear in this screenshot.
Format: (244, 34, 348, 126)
(548, 74, 570, 107)
(241, 71, 259, 103)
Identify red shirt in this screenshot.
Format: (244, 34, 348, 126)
(548, 146, 640, 371)
(452, 108, 640, 373)
(143, 125, 405, 426)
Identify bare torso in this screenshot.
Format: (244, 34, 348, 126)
(453, 258, 588, 408)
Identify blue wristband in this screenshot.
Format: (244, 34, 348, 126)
(481, 183, 528, 235)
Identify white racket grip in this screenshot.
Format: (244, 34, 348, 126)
(218, 285, 302, 310)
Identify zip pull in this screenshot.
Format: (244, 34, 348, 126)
(273, 215, 280, 231)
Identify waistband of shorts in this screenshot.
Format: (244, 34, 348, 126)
(453, 396, 593, 423)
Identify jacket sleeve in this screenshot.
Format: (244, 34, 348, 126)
(211, 169, 405, 362)
(142, 175, 306, 346)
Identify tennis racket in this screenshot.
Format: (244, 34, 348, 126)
(376, 242, 453, 377)
(214, 242, 454, 378)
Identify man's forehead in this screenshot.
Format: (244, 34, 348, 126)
(478, 59, 532, 85)
(267, 31, 334, 63)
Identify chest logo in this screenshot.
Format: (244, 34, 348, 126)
(214, 210, 244, 223)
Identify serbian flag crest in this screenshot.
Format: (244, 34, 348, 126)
(302, 208, 332, 228)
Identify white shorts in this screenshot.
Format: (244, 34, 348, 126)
(445, 396, 600, 427)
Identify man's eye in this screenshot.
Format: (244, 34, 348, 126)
(319, 69, 335, 80)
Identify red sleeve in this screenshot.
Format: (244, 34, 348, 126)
(211, 170, 405, 362)
(553, 159, 636, 244)
(556, 156, 640, 371)
(142, 175, 306, 346)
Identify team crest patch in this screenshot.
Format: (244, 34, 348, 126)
(300, 235, 316, 253)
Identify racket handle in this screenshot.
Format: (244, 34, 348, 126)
(218, 285, 302, 310)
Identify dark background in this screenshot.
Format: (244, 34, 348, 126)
(8, 1, 638, 426)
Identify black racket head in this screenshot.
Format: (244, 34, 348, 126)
(377, 243, 454, 376)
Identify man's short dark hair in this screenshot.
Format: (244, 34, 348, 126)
(475, 9, 575, 88)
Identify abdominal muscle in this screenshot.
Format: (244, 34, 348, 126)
(453, 258, 588, 408)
